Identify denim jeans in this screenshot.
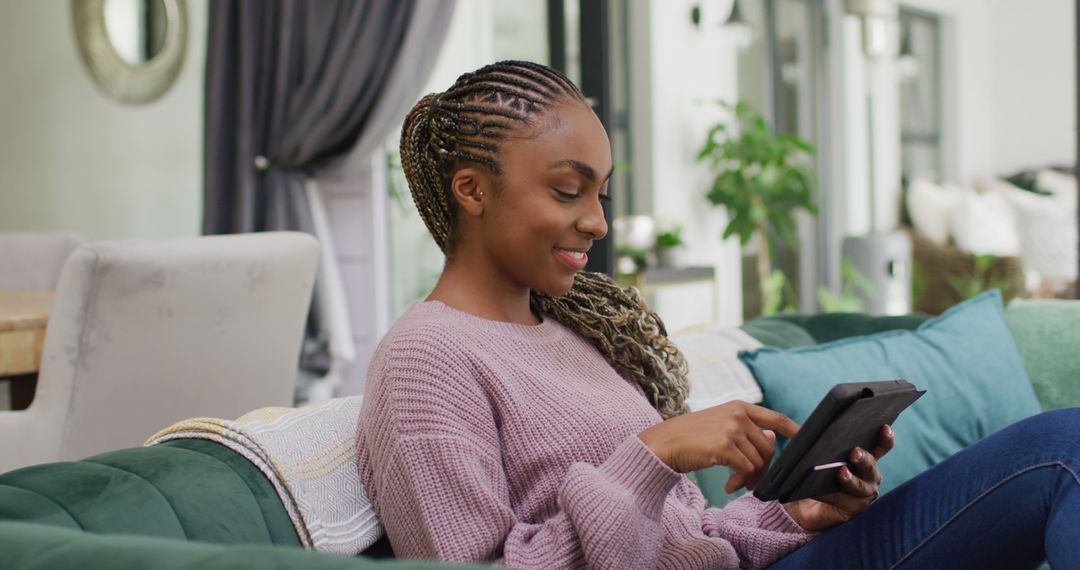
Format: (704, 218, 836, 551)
(768, 408, 1080, 569)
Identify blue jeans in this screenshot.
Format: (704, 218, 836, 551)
(768, 409, 1080, 569)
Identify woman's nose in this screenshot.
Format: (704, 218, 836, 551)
(576, 197, 608, 240)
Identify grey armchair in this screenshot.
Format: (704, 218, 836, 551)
(0, 232, 320, 472)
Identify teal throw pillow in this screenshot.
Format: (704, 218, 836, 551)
(739, 290, 1041, 494)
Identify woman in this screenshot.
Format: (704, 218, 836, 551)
(358, 61, 1080, 569)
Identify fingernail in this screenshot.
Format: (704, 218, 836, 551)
(885, 425, 894, 438)
(854, 449, 864, 461)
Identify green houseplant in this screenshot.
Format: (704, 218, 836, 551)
(697, 101, 817, 315)
(653, 225, 685, 268)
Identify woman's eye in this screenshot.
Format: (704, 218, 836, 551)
(553, 188, 580, 201)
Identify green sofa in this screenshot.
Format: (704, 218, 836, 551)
(0, 438, 475, 569)
(2, 301, 1076, 568)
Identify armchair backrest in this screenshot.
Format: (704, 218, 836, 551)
(2, 232, 319, 469)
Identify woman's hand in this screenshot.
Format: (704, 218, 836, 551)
(638, 401, 800, 492)
(782, 424, 896, 532)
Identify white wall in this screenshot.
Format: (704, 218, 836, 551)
(894, 0, 1073, 185)
(829, 0, 1074, 245)
(901, 0, 999, 186)
(986, 0, 1075, 174)
(0, 1, 206, 240)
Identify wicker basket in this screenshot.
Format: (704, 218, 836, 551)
(907, 227, 1025, 314)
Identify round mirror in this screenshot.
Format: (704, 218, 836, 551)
(72, 0, 188, 105)
(103, 0, 169, 66)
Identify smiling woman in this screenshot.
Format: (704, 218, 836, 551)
(358, 61, 814, 569)
(356, 60, 1080, 570)
(394, 61, 688, 419)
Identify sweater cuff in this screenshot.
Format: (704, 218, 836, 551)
(595, 436, 681, 516)
(757, 500, 810, 534)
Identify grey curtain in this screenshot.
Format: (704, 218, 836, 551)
(203, 0, 453, 374)
(204, 0, 413, 234)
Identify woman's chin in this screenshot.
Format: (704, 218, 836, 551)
(533, 275, 577, 297)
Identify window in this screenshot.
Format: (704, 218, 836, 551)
(898, 8, 943, 183)
(736, 0, 830, 316)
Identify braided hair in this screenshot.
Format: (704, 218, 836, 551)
(399, 61, 690, 419)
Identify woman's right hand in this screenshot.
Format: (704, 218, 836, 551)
(638, 401, 801, 493)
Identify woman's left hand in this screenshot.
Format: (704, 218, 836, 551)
(781, 424, 895, 532)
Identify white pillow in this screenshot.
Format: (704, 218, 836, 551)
(906, 178, 962, 245)
(1035, 169, 1078, 209)
(948, 185, 1022, 256)
(672, 324, 764, 411)
(987, 178, 1078, 283)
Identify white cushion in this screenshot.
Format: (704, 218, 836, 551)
(906, 179, 962, 246)
(1035, 169, 1078, 209)
(948, 185, 1022, 256)
(672, 324, 764, 411)
(987, 178, 1078, 283)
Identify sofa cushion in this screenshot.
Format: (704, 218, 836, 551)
(672, 324, 764, 410)
(689, 313, 928, 508)
(0, 521, 472, 570)
(738, 318, 817, 349)
(739, 290, 1042, 494)
(0, 439, 299, 546)
(1005, 298, 1080, 410)
(757, 313, 929, 345)
(905, 178, 961, 246)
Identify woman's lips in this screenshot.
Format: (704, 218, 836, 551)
(553, 247, 589, 270)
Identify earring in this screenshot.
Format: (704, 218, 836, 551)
(478, 191, 485, 197)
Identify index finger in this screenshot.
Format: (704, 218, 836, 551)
(744, 405, 800, 439)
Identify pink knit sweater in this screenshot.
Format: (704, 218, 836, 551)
(358, 301, 813, 569)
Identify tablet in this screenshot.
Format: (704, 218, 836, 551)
(752, 380, 925, 503)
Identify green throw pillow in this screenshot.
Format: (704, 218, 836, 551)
(738, 318, 817, 349)
(1006, 298, 1080, 410)
(739, 290, 1041, 494)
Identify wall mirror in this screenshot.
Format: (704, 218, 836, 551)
(72, 0, 188, 105)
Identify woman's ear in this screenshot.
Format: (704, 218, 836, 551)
(450, 167, 491, 217)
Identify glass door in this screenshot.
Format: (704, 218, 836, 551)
(736, 0, 830, 316)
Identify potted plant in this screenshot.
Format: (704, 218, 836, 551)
(653, 225, 685, 268)
(697, 101, 817, 315)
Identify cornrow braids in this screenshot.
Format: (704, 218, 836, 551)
(399, 60, 690, 419)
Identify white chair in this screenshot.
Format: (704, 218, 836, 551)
(0, 232, 320, 472)
(0, 232, 84, 290)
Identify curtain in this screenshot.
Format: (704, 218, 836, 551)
(203, 0, 455, 385)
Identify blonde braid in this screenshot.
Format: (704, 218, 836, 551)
(399, 61, 690, 418)
(531, 274, 690, 418)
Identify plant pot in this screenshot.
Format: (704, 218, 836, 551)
(655, 248, 683, 269)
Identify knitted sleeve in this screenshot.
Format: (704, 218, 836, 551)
(701, 495, 815, 569)
(359, 336, 680, 569)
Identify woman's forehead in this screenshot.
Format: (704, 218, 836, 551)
(504, 103, 611, 171)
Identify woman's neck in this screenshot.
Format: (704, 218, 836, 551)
(426, 259, 541, 325)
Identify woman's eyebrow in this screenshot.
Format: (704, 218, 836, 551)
(548, 159, 615, 183)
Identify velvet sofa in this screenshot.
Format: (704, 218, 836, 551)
(1, 298, 1076, 569)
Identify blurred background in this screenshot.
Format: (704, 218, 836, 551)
(1, 0, 1076, 398)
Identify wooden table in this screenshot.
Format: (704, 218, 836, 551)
(0, 291, 54, 376)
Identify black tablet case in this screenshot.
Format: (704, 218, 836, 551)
(753, 380, 925, 503)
